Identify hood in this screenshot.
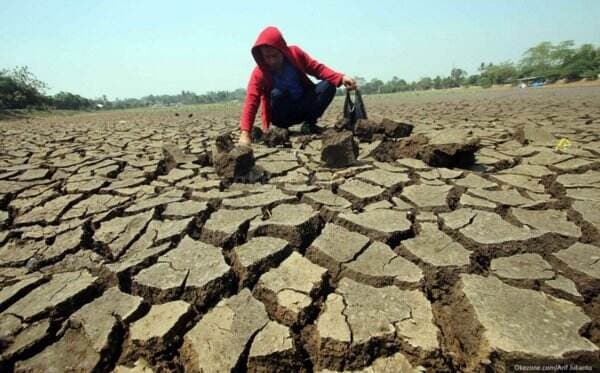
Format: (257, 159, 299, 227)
(251, 26, 292, 69)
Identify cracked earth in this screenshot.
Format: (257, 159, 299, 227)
(1, 87, 600, 372)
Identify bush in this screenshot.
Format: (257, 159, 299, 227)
(51, 91, 93, 110)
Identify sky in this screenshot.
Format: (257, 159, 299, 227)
(1, 0, 599, 99)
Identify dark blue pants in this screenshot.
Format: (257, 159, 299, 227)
(270, 80, 336, 128)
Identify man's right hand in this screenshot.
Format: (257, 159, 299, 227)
(239, 130, 252, 146)
(342, 75, 358, 90)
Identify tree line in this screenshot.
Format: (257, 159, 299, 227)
(98, 88, 247, 110)
(0, 66, 96, 111)
(355, 40, 600, 94)
(1, 40, 599, 112)
(0, 67, 247, 111)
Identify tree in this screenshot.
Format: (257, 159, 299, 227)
(7, 66, 48, 93)
(441, 76, 453, 89)
(0, 66, 48, 110)
(479, 61, 518, 85)
(450, 68, 467, 87)
(433, 75, 442, 89)
(560, 43, 599, 81)
(388, 76, 409, 92)
(519, 40, 579, 81)
(360, 78, 384, 94)
(51, 92, 93, 110)
(231, 88, 246, 101)
(466, 74, 479, 86)
(354, 76, 368, 88)
(381, 76, 403, 93)
(415, 77, 433, 90)
(551, 40, 576, 66)
(520, 41, 555, 77)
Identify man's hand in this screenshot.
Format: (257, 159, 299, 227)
(342, 75, 357, 90)
(239, 130, 252, 146)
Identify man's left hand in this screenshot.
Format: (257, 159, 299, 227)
(342, 75, 357, 90)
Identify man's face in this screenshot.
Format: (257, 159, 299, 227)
(261, 46, 283, 72)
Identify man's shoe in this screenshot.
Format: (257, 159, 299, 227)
(301, 122, 323, 135)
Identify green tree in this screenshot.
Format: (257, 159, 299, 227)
(551, 40, 576, 66)
(466, 74, 479, 86)
(51, 92, 93, 110)
(392, 77, 409, 92)
(0, 66, 48, 110)
(561, 43, 599, 81)
(479, 61, 518, 85)
(520, 41, 555, 77)
(520, 40, 579, 81)
(354, 76, 368, 88)
(381, 76, 403, 93)
(415, 77, 432, 90)
(361, 78, 384, 94)
(8, 66, 48, 93)
(450, 68, 467, 87)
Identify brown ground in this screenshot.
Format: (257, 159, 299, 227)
(1, 85, 599, 372)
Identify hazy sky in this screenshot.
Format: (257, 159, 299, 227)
(2, 0, 599, 99)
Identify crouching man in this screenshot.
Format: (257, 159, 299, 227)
(239, 26, 357, 146)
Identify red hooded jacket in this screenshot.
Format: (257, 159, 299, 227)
(240, 26, 345, 133)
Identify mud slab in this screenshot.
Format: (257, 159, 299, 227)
(354, 117, 414, 141)
(321, 131, 359, 168)
(373, 129, 480, 167)
(262, 127, 291, 147)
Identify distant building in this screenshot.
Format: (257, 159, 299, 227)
(517, 77, 545, 88)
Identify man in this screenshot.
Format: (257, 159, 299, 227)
(239, 26, 357, 146)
